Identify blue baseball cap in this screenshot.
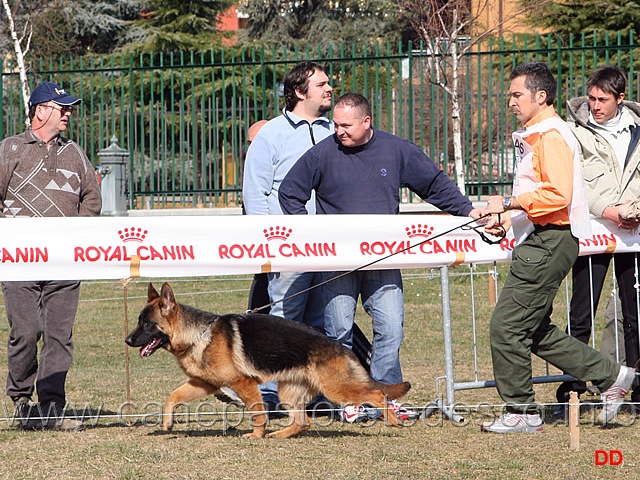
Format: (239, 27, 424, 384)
(29, 81, 81, 107)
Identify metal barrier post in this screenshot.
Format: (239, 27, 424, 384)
(440, 265, 455, 406)
(433, 265, 464, 423)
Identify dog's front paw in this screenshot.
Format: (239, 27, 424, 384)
(241, 430, 266, 439)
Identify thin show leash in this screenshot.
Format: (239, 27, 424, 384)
(246, 213, 504, 315)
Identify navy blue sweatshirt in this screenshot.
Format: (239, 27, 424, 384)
(279, 129, 473, 216)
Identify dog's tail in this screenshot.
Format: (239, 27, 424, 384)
(377, 381, 411, 400)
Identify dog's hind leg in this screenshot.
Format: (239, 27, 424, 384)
(266, 382, 313, 439)
(229, 377, 268, 439)
(164, 378, 218, 431)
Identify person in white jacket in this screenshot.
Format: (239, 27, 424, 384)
(555, 65, 640, 410)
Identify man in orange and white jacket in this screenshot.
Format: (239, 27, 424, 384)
(481, 62, 635, 434)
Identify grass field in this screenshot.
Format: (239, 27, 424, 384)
(0, 268, 637, 480)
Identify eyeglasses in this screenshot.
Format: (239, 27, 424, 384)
(41, 104, 74, 114)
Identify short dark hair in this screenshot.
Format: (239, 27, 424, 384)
(335, 92, 372, 117)
(510, 62, 556, 105)
(586, 66, 626, 98)
(283, 61, 327, 111)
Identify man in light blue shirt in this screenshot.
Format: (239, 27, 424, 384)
(242, 61, 334, 413)
(243, 63, 333, 217)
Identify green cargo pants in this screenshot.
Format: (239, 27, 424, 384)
(490, 225, 620, 412)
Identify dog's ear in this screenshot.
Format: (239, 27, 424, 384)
(147, 283, 160, 301)
(159, 282, 177, 316)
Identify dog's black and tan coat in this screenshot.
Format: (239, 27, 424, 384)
(125, 282, 411, 438)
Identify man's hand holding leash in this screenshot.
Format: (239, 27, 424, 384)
(484, 195, 517, 238)
(468, 207, 490, 223)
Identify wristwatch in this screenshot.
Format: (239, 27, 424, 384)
(502, 196, 512, 211)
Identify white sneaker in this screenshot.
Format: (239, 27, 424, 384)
(481, 412, 543, 434)
(340, 405, 381, 423)
(599, 366, 636, 425)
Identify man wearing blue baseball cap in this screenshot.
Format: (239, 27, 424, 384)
(28, 81, 82, 108)
(0, 80, 101, 431)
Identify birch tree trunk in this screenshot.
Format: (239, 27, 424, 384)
(449, 9, 465, 194)
(399, 0, 548, 196)
(2, 0, 31, 126)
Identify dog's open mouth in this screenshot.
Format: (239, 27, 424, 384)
(140, 337, 166, 357)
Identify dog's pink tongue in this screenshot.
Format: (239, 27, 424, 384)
(140, 338, 160, 357)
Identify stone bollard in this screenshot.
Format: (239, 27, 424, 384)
(97, 136, 129, 216)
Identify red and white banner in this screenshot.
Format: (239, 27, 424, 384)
(2, 214, 639, 281)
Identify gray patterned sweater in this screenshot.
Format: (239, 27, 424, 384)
(0, 129, 101, 217)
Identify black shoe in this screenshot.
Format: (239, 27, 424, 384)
(47, 417, 84, 431)
(262, 400, 288, 419)
(214, 387, 244, 407)
(19, 402, 84, 431)
(555, 380, 587, 403)
(551, 404, 567, 423)
(306, 396, 340, 419)
(12, 397, 37, 429)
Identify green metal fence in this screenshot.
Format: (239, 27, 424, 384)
(1, 32, 639, 209)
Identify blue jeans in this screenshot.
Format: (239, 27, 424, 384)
(320, 269, 404, 384)
(267, 271, 324, 329)
(260, 271, 324, 404)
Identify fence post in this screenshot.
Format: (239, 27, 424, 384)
(98, 136, 129, 216)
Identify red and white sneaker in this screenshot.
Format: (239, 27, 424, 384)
(387, 400, 420, 421)
(599, 366, 636, 424)
(481, 412, 543, 434)
(341, 401, 420, 422)
(340, 405, 381, 423)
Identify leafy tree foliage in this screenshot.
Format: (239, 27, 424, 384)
(3, 0, 412, 59)
(238, 0, 413, 50)
(122, 0, 234, 54)
(522, 0, 640, 37)
(65, 0, 144, 54)
(2, 0, 233, 59)
(0, 0, 145, 58)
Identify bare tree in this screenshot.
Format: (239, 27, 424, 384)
(2, 0, 32, 125)
(397, 0, 548, 194)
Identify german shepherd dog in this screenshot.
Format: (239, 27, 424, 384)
(125, 282, 411, 438)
